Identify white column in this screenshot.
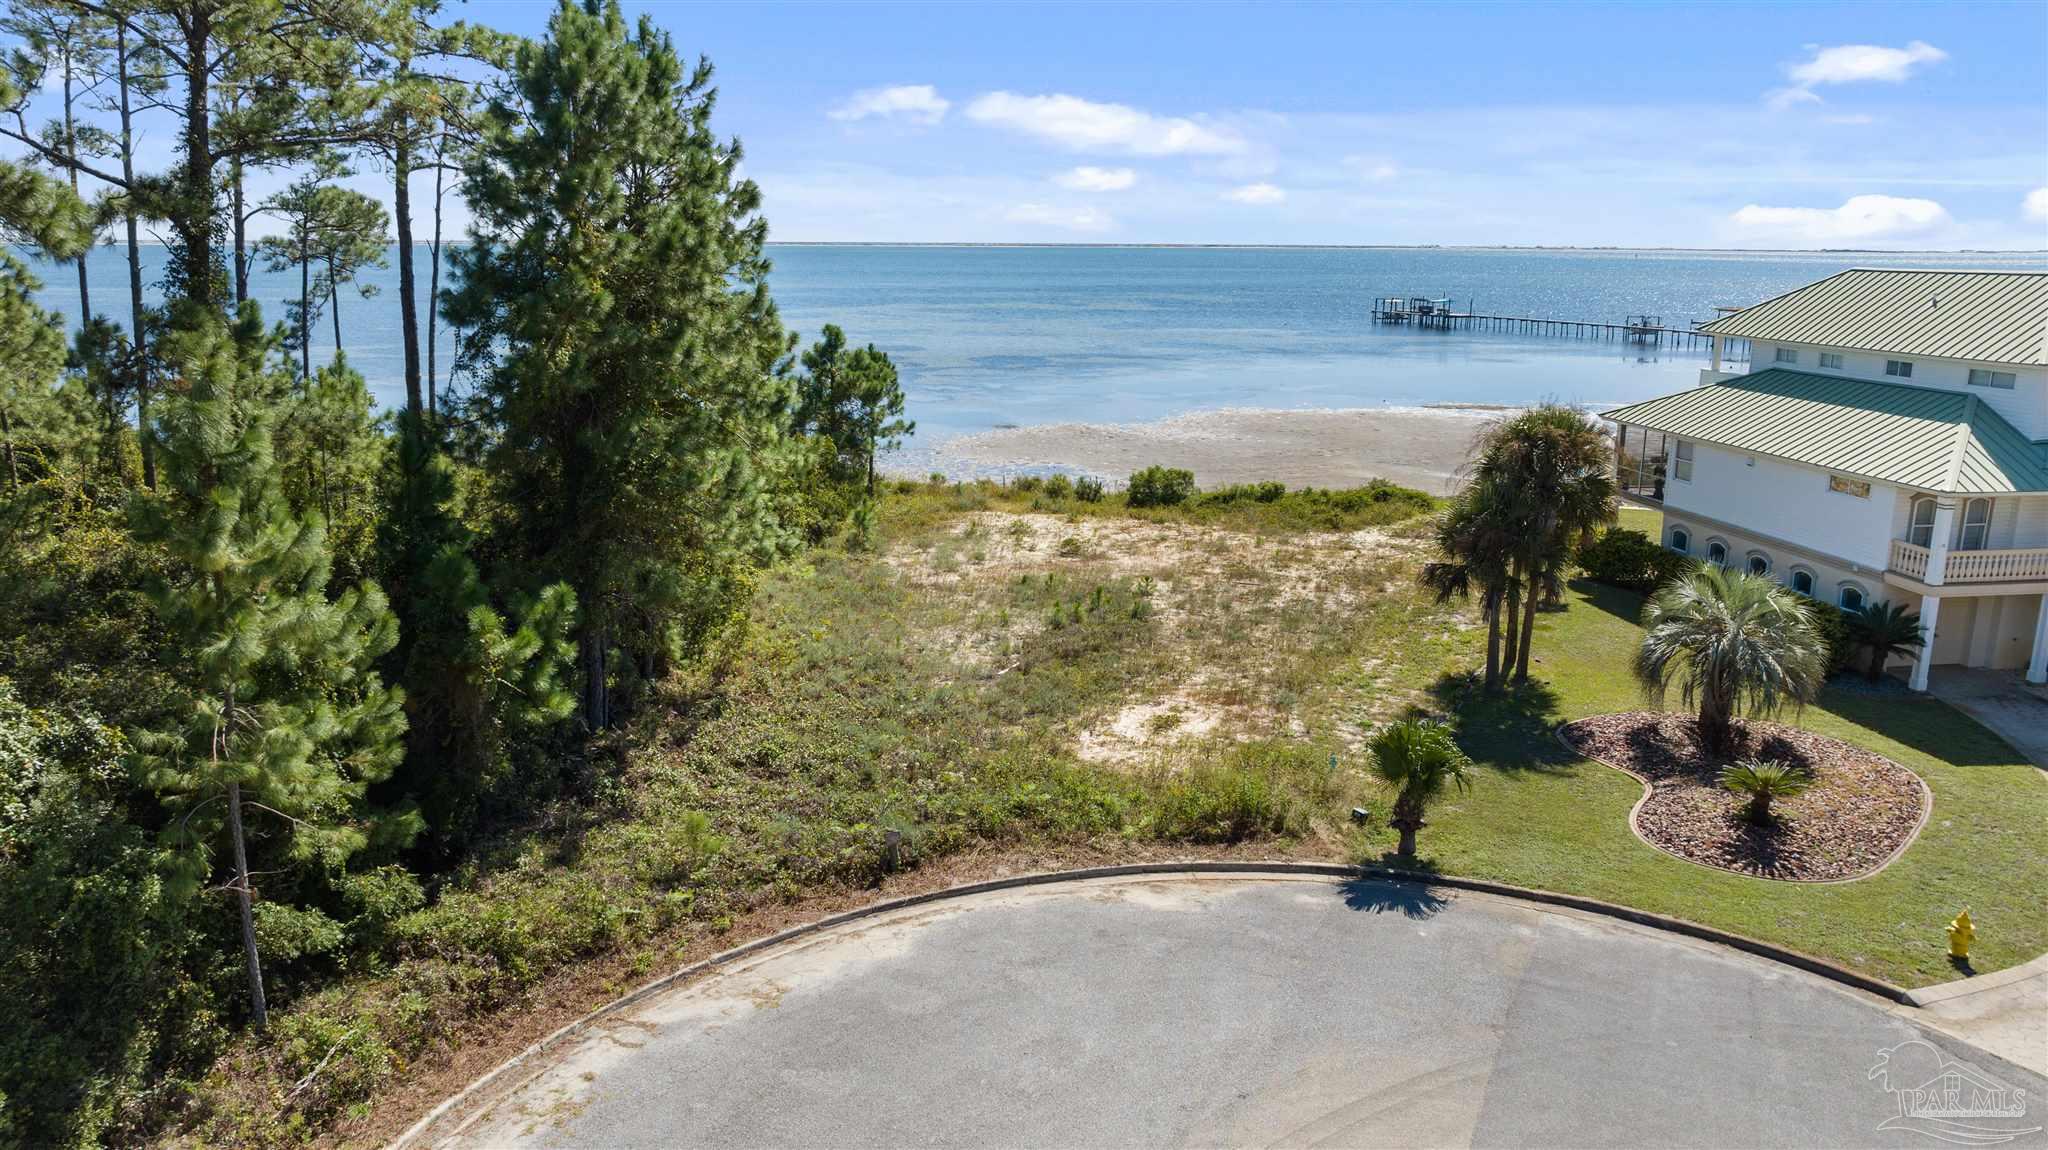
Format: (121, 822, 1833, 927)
(1925, 500, 1956, 587)
(2027, 593, 2048, 686)
(1910, 595, 1942, 692)
(1710, 334, 1723, 375)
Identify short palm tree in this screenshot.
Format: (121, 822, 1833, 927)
(1633, 566, 1828, 756)
(1367, 718, 1473, 858)
(1719, 758, 1814, 824)
(1847, 600, 1926, 682)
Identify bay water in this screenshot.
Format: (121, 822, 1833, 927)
(28, 244, 2045, 471)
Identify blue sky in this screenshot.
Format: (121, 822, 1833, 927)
(11, 0, 2048, 248)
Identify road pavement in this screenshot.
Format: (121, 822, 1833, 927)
(425, 875, 2048, 1149)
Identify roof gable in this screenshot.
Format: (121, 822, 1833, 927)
(1700, 269, 2048, 367)
(1601, 369, 2048, 494)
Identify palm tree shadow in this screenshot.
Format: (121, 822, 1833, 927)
(1569, 577, 1650, 626)
(1423, 672, 1574, 774)
(1341, 877, 1450, 920)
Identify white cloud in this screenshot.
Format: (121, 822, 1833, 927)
(830, 84, 950, 125)
(1728, 194, 1950, 243)
(1004, 202, 1115, 232)
(1224, 182, 1286, 205)
(1770, 41, 1946, 109)
(2025, 187, 2048, 223)
(1343, 155, 1400, 182)
(966, 92, 1245, 156)
(1790, 41, 1947, 87)
(1054, 166, 1137, 192)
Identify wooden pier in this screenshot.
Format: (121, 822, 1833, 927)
(1371, 296, 1734, 352)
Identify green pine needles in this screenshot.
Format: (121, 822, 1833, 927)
(127, 311, 413, 1028)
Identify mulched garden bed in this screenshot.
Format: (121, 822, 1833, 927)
(1558, 711, 1928, 882)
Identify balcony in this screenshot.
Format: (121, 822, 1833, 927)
(1889, 539, 2048, 586)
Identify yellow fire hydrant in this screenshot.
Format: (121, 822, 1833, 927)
(1947, 908, 1974, 960)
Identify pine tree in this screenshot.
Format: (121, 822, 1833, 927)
(127, 310, 411, 1028)
(376, 415, 577, 858)
(445, 0, 799, 729)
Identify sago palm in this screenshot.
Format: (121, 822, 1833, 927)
(1367, 717, 1473, 858)
(1633, 566, 1828, 756)
(1719, 758, 1814, 825)
(1848, 600, 1925, 682)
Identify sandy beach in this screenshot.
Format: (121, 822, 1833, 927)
(930, 406, 1505, 494)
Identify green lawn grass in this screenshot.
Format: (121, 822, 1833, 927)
(1355, 503, 2048, 988)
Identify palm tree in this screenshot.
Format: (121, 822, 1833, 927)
(1367, 718, 1473, 858)
(1847, 600, 1925, 682)
(1419, 483, 1518, 691)
(1633, 567, 1829, 755)
(1472, 406, 1617, 684)
(1719, 759, 1814, 824)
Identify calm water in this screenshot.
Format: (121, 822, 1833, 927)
(28, 244, 2047, 465)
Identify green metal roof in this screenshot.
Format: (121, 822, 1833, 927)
(1699, 269, 2048, 367)
(1601, 369, 2048, 494)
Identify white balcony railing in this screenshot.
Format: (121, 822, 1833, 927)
(1890, 538, 2048, 585)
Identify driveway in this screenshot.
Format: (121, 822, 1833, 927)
(421, 875, 2048, 1149)
(1928, 667, 2048, 770)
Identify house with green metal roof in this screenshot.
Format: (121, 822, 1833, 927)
(1602, 268, 2048, 693)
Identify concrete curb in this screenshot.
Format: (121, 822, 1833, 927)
(1906, 948, 2048, 1007)
(388, 860, 1926, 1149)
(1553, 716, 1933, 885)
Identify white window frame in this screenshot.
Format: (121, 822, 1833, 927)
(1885, 359, 1914, 378)
(1789, 568, 1816, 597)
(1705, 539, 1728, 567)
(1957, 498, 1992, 552)
(1908, 496, 1937, 547)
(1668, 527, 1691, 554)
(1672, 440, 1694, 483)
(1838, 583, 1866, 612)
(1818, 352, 1843, 370)
(1745, 552, 1771, 577)
(1967, 368, 2016, 390)
(1774, 347, 1799, 364)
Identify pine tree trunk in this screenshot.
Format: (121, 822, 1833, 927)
(329, 256, 342, 352)
(581, 624, 608, 731)
(176, 11, 218, 306)
(231, 155, 247, 304)
(394, 127, 422, 415)
(1513, 573, 1539, 683)
(225, 779, 268, 1028)
(299, 246, 311, 383)
(61, 62, 90, 327)
(117, 24, 153, 488)
(428, 130, 446, 417)
(2, 406, 17, 489)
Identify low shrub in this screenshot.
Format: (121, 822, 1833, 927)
(1127, 465, 1196, 508)
(1074, 476, 1105, 503)
(1803, 598, 1859, 676)
(1199, 480, 1286, 506)
(1148, 765, 1301, 843)
(1041, 473, 1073, 500)
(1577, 528, 1694, 593)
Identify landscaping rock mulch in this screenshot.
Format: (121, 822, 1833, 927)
(1558, 712, 1927, 882)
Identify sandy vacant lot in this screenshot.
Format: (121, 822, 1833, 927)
(934, 406, 1501, 494)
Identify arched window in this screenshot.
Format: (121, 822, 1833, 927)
(1958, 498, 1992, 551)
(1908, 497, 1937, 547)
(1669, 528, 1690, 554)
(1706, 540, 1728, 567)
(1838, 584, 1866, 612)
(1746, 552, 1771, 577)
(1790, 569, 1815, 597)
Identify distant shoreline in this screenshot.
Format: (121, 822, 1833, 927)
(767, 241, 2048, 256)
